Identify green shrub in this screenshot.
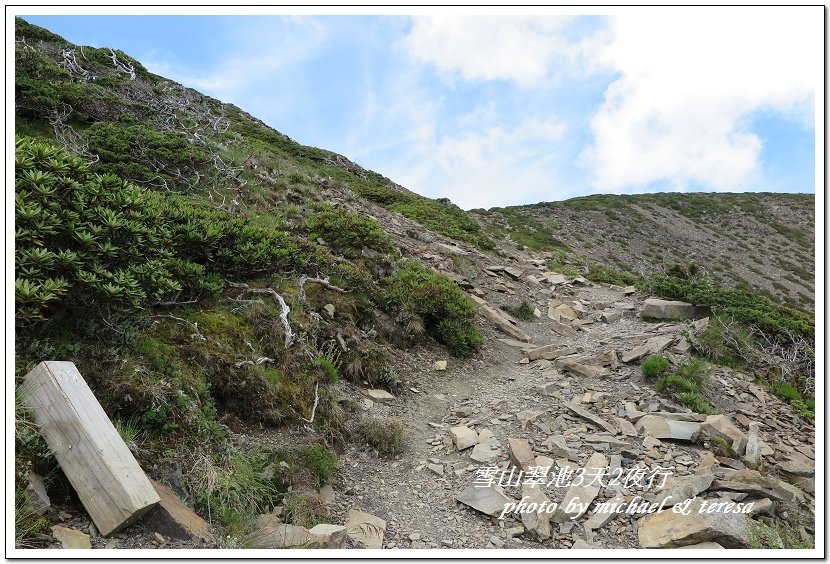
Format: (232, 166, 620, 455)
(674, 392, 717, 415)
(382, 261, 482, 357)
(641, 355, 670, 379)
(673, 358, 711, 388)
(501, 301, 535, 321)
(585, 264, 639, 287)
(655, 374, 699, 394)
(646, 270, 813, 341)
(300, 444, 338, 487)
(83, 122, 207, 191)
(306, 204, 396, 257)
(315, 356, 338, 385)
(772, 381, 801, 402)
(15, 136, 320, 325)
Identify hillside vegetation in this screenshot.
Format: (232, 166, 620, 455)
(472, 192, 815, 312)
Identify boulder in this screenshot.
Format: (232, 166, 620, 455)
(520, 484, 553, 541)
(742, 422, 761, 466)
(433, 360, 448, 371)
(508, 438, 537, 472)
(25, 473, 50, 516)
(449, 425, 479, 450)
(552, 304, 579, 321)
(457, 483, 515, 517)
(308, 524, 348, 548)
(637, 498, 752, 548)
(694, 415, 747, 455)
(641, 298, 697, 320)
(345, 509, 387, 549)
(601, 310, 623, 324)
(676, 542, 725, 549)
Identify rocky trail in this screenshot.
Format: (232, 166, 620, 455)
(291, 258, 816, 550)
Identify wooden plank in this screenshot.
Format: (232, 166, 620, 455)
(19, 361, 160, 536)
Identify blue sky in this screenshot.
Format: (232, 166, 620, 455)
(20, 10, 821, 210)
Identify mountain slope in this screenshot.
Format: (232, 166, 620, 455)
(13, 18, 815, 552)
(471, 192, 815, 311)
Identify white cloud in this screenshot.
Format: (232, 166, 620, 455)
(404, 16, 578, 85)
(390, 115, 567, 209)
(582, 9, 820, 192)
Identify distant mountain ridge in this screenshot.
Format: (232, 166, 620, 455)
(471, 192, 815, 312)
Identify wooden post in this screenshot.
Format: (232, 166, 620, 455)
(19, 361, 160, 536)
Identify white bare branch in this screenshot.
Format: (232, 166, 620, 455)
(296, 276, 348, 303)
(108, 48, 136, 80)
(229, 282, 293, 348)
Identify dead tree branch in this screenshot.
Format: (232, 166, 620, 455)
(108, 48, 136, 80)
(296, 276, 348, 303)
(229, 282, 293, 348)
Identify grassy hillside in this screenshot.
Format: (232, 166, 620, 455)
(471, 192, 815, 311)
(14, 17, 487, 543)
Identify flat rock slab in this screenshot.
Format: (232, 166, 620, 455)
(479, 304, 531, 342)
(567, 403, 618, 435)
(585, 494, 626, 532)
(552, 453, 608, 524)
(345, 509, 387, 549)
(366, 389, 395, 402)
(636, 415, 701, 441)
(457, 483, 515, 517)
(52, 526, 91, 549)
(521, 485, 553, 540)
(544, 434, 579, 461)
(637, 498, 751, 548)
(563, 363, 609, 379)
(551, 320, 579, 338)
(653, 472, 716, 508)
(709, 469, 798, 503)
(450, 425, 479, 450)
(508, 438, 536, 472)
(526, 344, 578, 361)
(433, 360, 448, 371)
(470, 442, 499, 463)
(641, 298, 697, 319)
(497, 338, 538, 350)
